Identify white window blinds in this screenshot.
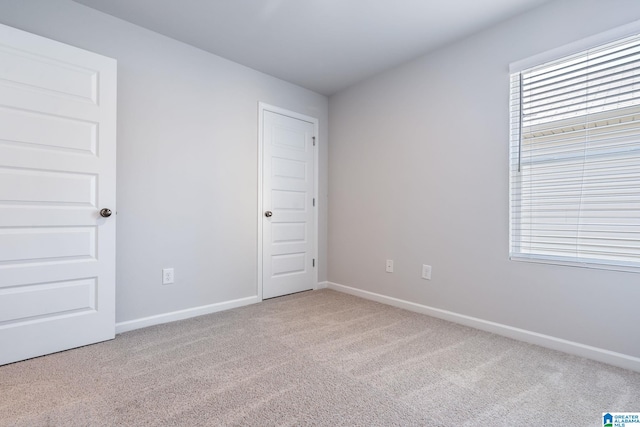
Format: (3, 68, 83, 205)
(509, 33, 640, 271)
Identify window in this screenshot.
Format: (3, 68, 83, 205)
(509, 30, 640, 272)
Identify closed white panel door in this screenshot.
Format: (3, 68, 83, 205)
(0, 24, 117, 365)
(262, 110, 315, 299)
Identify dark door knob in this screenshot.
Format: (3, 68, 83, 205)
(100, 208, 112, 218)
(264, 211, 273, 218)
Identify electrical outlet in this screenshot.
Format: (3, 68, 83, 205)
(386, 260, 394, 273)
(162, 268, 175, 285)
(421, 264, 432, 280)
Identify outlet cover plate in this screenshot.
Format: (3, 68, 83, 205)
(422, 264, 432, 280)
(386, 260, 394, 273)
(162, 268, 175, 285)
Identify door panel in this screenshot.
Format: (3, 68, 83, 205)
(0, 24, 116, 365)
(262, 110, 315, 299)
(0, 278, 96, 324)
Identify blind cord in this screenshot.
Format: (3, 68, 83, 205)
(518, 72, 523, 173)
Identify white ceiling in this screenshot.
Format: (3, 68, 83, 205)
(73, 0, 553, 95)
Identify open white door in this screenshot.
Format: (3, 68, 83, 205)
(0, 24, 117, 365)
(260, 106, 317, 299)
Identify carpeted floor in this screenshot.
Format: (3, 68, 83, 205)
(1, 289, 638, 426)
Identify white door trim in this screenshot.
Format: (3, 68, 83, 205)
(257, 102, 319, 301)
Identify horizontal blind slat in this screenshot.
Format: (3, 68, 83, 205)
(524, 38, 640, 81)
(524, 63, 640, 104)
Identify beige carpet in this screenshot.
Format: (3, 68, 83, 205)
(1, 289, 638, 426)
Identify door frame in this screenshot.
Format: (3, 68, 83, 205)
(257, 102, 319, 301)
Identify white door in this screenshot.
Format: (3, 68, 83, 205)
(261, 107, 316, 299)
(0, 24, 117, 365)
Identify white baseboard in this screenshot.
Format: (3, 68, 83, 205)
(115, 295, 259, 334)
(316, 281, 329, 289)
(326, 282, 640, 373)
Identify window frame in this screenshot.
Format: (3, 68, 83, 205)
(509, 20, 640, 274)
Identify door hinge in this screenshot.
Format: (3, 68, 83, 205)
(313, 198, 315, 207)
(312, 259, 315, 267)
(312, 136, 316, 146)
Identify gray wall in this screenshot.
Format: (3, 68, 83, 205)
(2, 0, 638, 359)
(0, 0, 328, 323)
(328, 0, 640, 358)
